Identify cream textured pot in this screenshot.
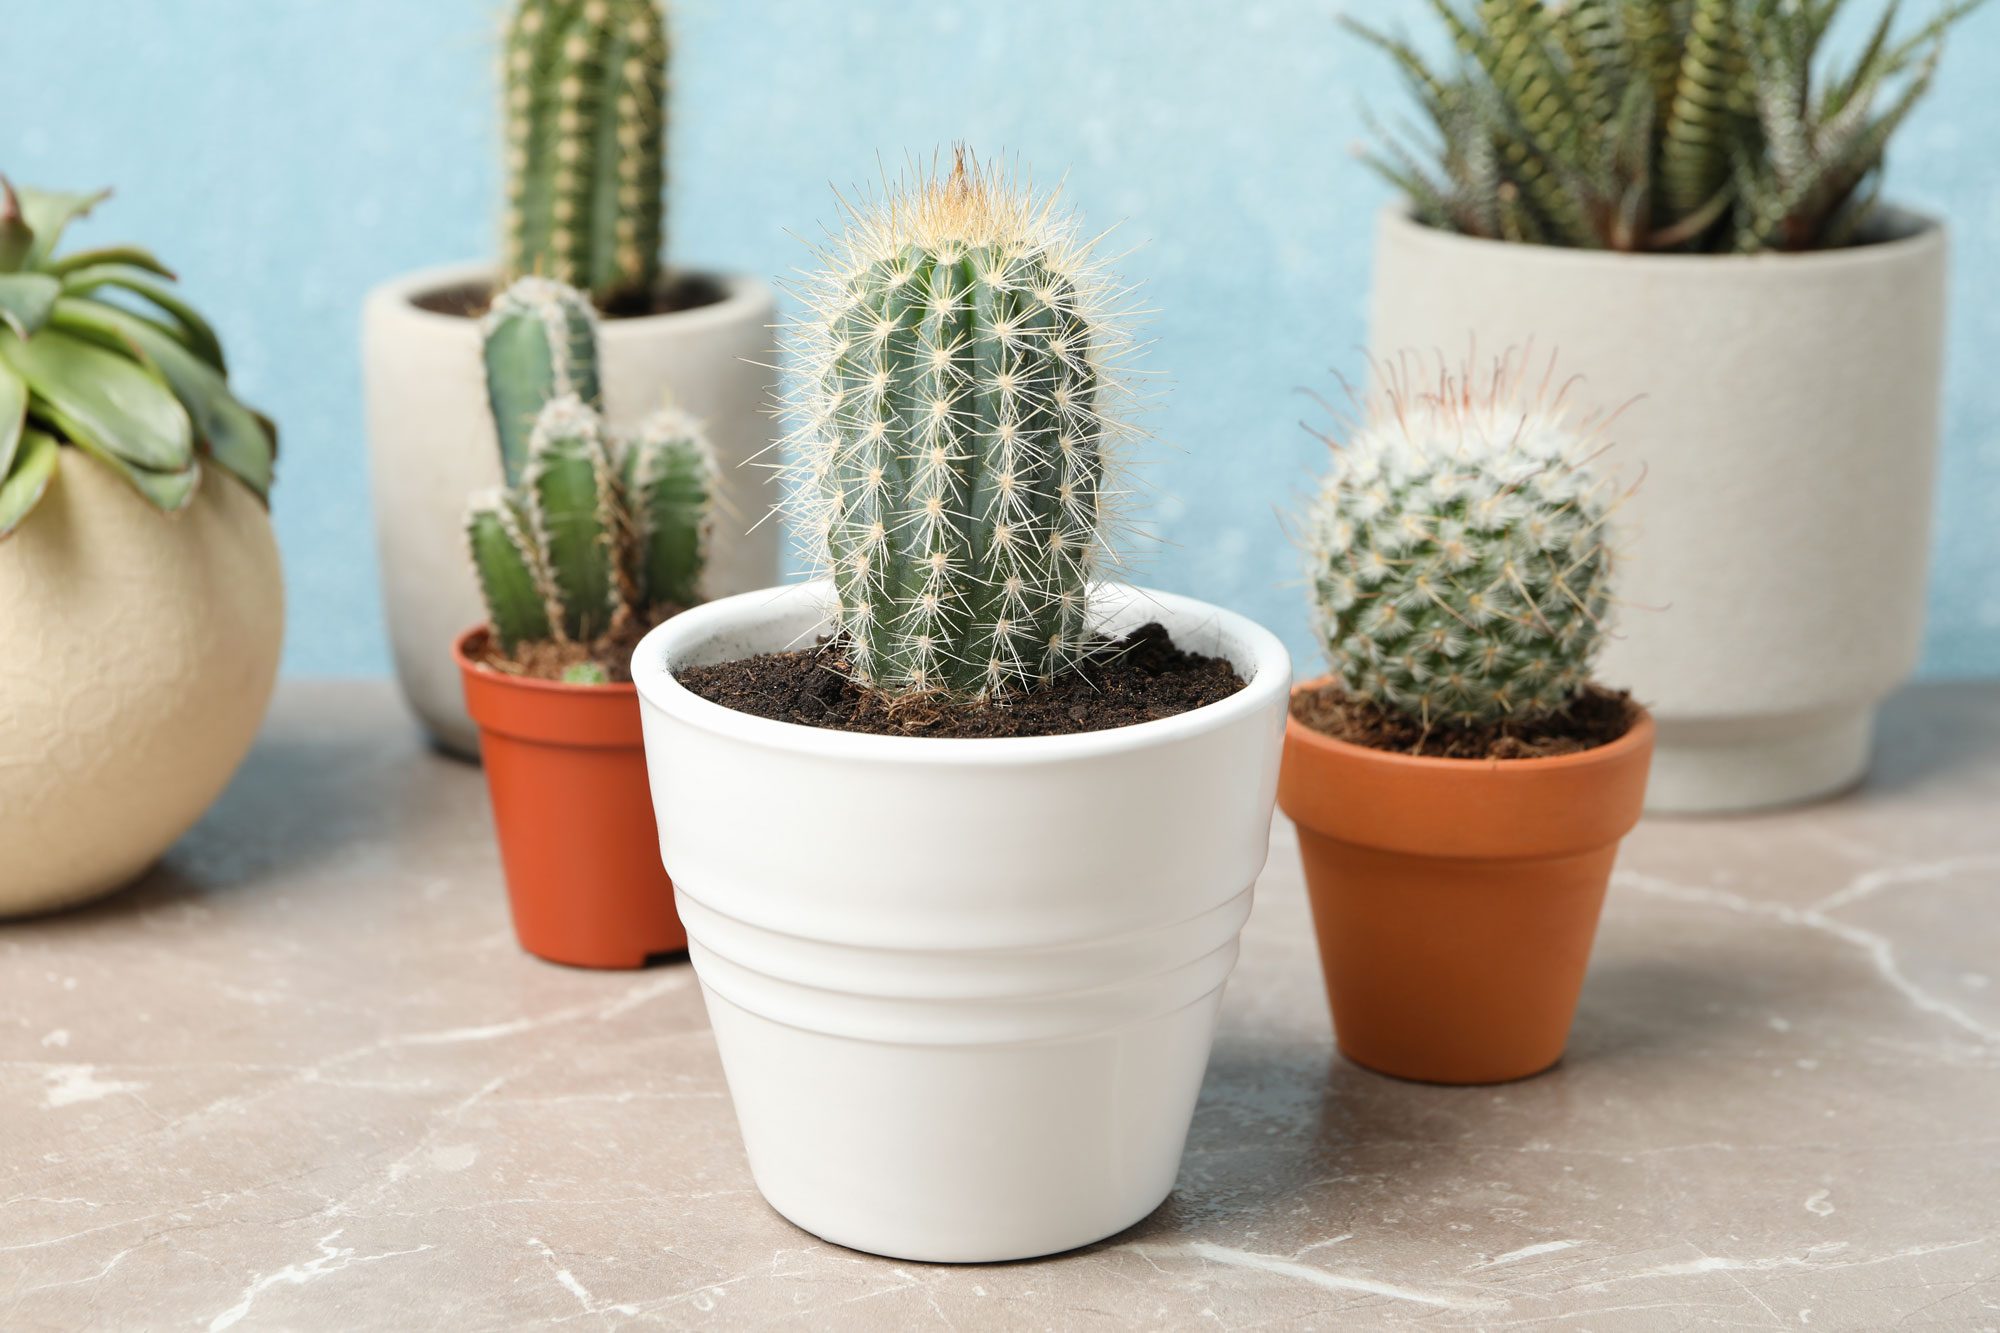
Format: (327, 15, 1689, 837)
(633, 581, 1290, 1262)
(1370, 209, 1947, 814)
(0, 454, 284, 915)
(361, 263, 780, 756)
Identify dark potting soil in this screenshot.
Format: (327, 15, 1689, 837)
(412, 272, 729, 321)
(676, 623, 1247, 739)
(1291, 681, 1637, 760)
(467, 609, 685, 685)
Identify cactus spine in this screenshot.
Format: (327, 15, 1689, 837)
(1306, 354, 1620, 727)
(466, 276, 714, 667)
(502, 0, 668, 309)
(785, 151, 1136, 698)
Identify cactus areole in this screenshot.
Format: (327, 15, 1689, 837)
(784, 151, 1139, 701)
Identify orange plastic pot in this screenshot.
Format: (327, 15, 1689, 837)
(454, 627, 685, 969)
(1278, 680, 1654, 1084)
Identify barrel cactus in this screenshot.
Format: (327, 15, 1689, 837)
(782, 150, 1137, 698)
(502, 0, 668, 310)
(0, 179, 275, 538)
(466, 277, 713, 672)
(1306, 356, 1620, 727)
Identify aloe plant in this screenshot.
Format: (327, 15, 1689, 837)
(1349, 0, 1986, 253)
(465, 277, 714, 673)
(0, 180, 275, 538)
(780, 150, 1138, 698)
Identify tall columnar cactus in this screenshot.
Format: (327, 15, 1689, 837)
(1306, 356, 1621, 727)
(482, 277, 603, 486)
(784, 151, 1137, 698)
(466, 277, 714, 667)
(502, 0, 668, 309)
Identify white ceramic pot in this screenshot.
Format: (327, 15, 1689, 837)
(0, 454, 284, 915)
(361, 263, 781, 757)
(1370, 209, 1947, 814)
(633, 581, 1290, 1262)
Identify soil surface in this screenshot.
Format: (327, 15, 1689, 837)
(1291, 681, 1637, 760)
(413, 273, 728, 321)
(677, 623, 1246, 739)
(467, 611, 682, 685)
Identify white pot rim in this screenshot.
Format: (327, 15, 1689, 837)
(362, 260, 774, 338)
(632, 580, 1293, 767)
(1378, 203, 1945, 273)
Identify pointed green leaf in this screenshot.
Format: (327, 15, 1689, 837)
(0, 426, 59, 538)
(0, 327, 193, 471)
(17, 187, 110, 269)
(48, 297, 271, 500)
(70, 441, 200, 512)
(0, 178, 31, 273)
(0, 273, 60, 337)
(58, 265, 225, 372)
(0, 356, 26, 477)
(46, 245, 175, 281)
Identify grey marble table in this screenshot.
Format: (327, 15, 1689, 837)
(5, 682, 1999, 1330)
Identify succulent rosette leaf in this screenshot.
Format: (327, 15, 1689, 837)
(0, 179, 275, 537)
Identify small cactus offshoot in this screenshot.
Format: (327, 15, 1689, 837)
(782, 149, 1140, 699)
(466, 277, 715, 678)
(482, 277, 603, 486)
(1306, 353, 1622, 728)
(501, 0, 668, 309)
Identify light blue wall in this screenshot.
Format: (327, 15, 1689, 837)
(4, 0, 1996, 678)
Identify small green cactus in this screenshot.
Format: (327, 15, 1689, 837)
(783, 150, 1137, 698)
(621, 406, 713, 618)
(466, 277, 714, 673)
(482, 276, 603, 485)
(502, 0, 668, 309)
(1306, 354, 1621, 727)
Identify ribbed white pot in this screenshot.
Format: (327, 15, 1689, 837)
(1370, 210, 1948, 813)
(633, 581, 1290, 1262)
(361, 263, 780, 756)
(0, 454, 283, 915)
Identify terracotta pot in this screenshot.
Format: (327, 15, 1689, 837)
(1278, 681, 1655, 1084)
(454, 628, 684, 969)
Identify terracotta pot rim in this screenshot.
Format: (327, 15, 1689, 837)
(451, 625, 638, 700)
(1378, 204, 1945, 271)
(1285, 677, 1655, 775)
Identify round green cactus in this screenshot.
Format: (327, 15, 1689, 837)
(1306, 355, 1621, 727)
(783, 150, 1138, 698)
